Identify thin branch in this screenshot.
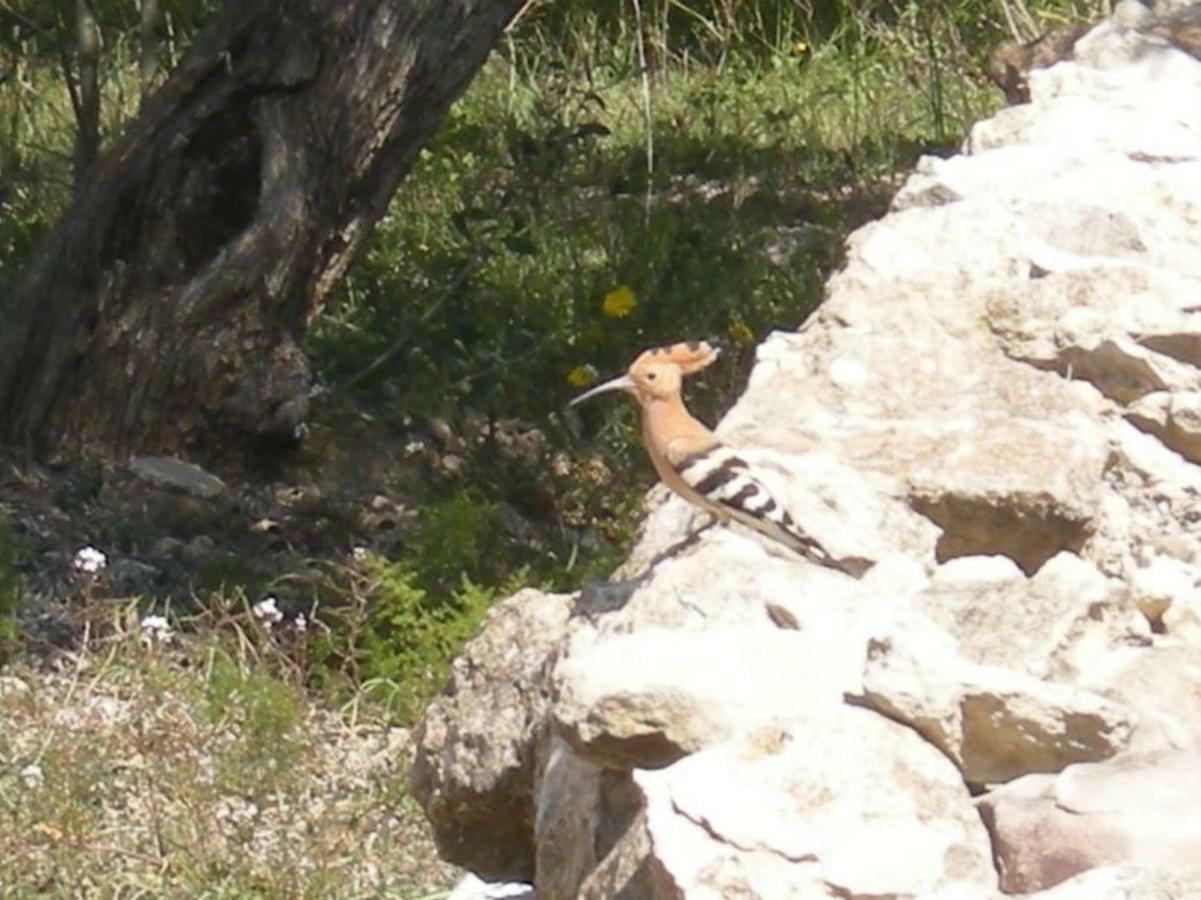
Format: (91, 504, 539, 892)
(998, 0, 1039, 43)
(139, 0, 161, 103)
(72, 0, 101, 182)
(56, 33, 82, 126)
(337, 252, 486, 392)
(0, 2, 60, 41)
(630, 0, 654, 223)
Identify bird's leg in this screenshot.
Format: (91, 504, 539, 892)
(636, 519, 717, 573)
(686, 512, 724, 541)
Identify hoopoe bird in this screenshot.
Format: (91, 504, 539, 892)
(571, 341, 867, 576)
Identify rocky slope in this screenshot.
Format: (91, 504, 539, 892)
(413, 4, 1201, 897)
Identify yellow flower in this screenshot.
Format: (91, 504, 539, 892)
(566, 364, 598, 388)
(601, 285, 637, 318)
(792, 39, 808, 56)
(728, 317, 755, 347)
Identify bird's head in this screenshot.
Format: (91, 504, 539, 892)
(569, 341, 719, 407)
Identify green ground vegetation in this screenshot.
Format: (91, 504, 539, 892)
(0, 602, 456, 897)
(0, 1, 1100, 892)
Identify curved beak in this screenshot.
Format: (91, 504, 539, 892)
(569, 374, 634, 407)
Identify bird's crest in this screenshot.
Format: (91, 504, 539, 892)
(632, 341, 719, 375)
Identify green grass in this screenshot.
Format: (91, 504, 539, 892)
(315, 26, 993, 411)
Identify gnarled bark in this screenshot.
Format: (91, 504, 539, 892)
(0, 0, 526, 459)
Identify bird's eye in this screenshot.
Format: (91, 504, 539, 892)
(646, 372, 657, 380)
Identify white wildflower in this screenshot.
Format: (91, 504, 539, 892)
(252, 596, 283, 625)
(294, 612, 307, 633)
(139, 614, 174, 643)
(352, 546, 369, 562)
(19, 763, 43, 789)
(403, 439, 425, 457)
(73, 545, 107, 575)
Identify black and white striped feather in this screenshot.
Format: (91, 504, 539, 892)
(675, 444, 862, 575)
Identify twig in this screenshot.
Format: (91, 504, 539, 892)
(56, 33, 82, 127)
(134, 714, 170, 862)
(664, 0, 722, 43)
(0, 2, 60, 41)
(920, 6, 946, 142)
(630, 0, 655, 224)
(22, 835, 166, 868)
(503, 0, 538, 35)
(998, 0, 1039, 43)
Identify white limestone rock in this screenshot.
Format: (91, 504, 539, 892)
(446, 875, 533, 900)
(1130, 553, 1201, 627)
(980, 750, 1201, 892)
(912, 553, 1148, 680)
(636, 709, 995, 898)
(1075, 642, 1201, 754)
(1022, 865, 1201, 900)
(1126, 390, 1201, 464)
(861, 626, 1136, 785)
(410, 589, 576, 880)
(551, 626, 863, 770)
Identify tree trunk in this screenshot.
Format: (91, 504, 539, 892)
(0, 0, 527, 460)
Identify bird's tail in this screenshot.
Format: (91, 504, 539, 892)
(763, 509, 874, 578)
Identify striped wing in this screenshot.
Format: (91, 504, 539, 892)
(673, 443, 855, 573)
(677, 445, 785, 524)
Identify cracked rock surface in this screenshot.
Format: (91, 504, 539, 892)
(414, 6, 1201, 897)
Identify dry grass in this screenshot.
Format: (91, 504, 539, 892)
(0, 605, 457, 898)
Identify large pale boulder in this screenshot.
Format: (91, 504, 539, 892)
(1023, 865, 1201, 900)
(551, 626, 862, 770)
(979, 750, 1201, 892)
(908, 553, 1148, 680)
(410, 589, 575, 880)
(861, 627, 1135, 785)
(638, 709, 995, 898)
(1076, 641, 1201, 754)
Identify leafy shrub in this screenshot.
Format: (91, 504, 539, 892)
(278, 493, 518, 722)
(348, 493, 515, 719)
(412, 491, 507, 591)
(353, 559, 498, 723)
